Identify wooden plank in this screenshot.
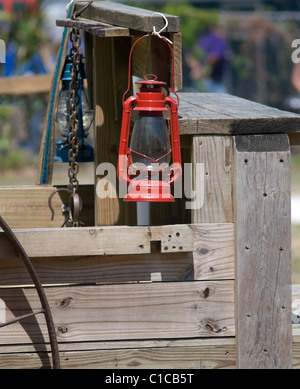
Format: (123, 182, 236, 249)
(56, 18, 130, 37)
(4, 339, 300, 369)
(0, 226, 151, 258)
(191, 136, 233, 223)
(234, 134, 292, 369)
(0, 223, 231, 259)
(75, 1, 180, 33)
(0, 185, 94, 229)
(0, 223, 234, 286)
(0, 280, 234, 345)
(0, 74, 52, 95)
(0, 342, 236, 369)
(3, 333, 300, 369)
(177, 93, 300, 135)
(0, 334, 235, 354)
(192, 223, 234, 281)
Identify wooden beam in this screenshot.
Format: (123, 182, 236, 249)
(0, 223, 232, 258)
(56, 18, 130, 37)
(0, 223, 234, 285)
(177, 93, 300, 135)
(75, 1, 180, 32)
(234, 134, 292, 369)
(0, 75, 52, 95)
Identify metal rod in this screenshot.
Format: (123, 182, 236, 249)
(0, 215, 61, 369)
(0, 309, 45, 328)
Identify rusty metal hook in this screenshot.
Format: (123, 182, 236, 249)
(48, 187, 73, 226)
(48, 187, 83, 227)
(68, 192, 83, 227)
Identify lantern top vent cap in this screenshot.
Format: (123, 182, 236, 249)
(135, 74, 167, 87)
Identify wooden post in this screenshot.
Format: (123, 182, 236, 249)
(93, 35, 137, 226)
(234, 134, 292, 369)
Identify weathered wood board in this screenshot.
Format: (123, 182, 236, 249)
(234, 134, 292, 369)
(0, 281, 235, 344)
(56, 17, 130, 37)
(191, 135, 233, 223)
(74, 1, 180, 33)
(0, 223, 234, 285)
(177, 93, 300, 135)
(0, 185, 94, 228)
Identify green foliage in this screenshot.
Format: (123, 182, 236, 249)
(12, 10, 47, 65)
(0, 3, 48, 67)
(161, 2, 219, 49)
(0, 105, 35, 170)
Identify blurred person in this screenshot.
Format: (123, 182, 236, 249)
(186, 24, 229, 93)
(198, 25, 228, 93)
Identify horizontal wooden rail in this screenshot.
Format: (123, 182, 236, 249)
(0, 74, 52, 95)
(0, 223, 233, 258)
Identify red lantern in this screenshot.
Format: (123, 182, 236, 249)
(117, 35, 182, 202)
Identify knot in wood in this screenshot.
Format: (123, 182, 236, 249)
(59, 297, 73, 308)
(201, 318, 225, 334)
(201, 287, 211, 299)
(57, 324, 68, 334)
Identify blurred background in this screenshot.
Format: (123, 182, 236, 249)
(1, 0, 300, 282)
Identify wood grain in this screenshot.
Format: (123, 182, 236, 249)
(75, 1, 180, 32)
(0, 223, 231, 258)
(56, 18, 130, 37)
(177, 93, 300, 135)
(0, 342, 236, 369)
(0, 185, 94, 229)
(0, 281, 234, 345)
(234, 134, 292, 369)
(191, 136, 233, 223)
(0, 223, 234, 285)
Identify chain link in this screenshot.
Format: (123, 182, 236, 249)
(48, 27, 85, 227)
(68, 27, 81, 193)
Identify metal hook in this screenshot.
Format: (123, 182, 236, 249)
(48, 187, 83, 227)
(48, 187, 73, 223)
(151, 12, 173, 45)
(72, 1, 93, 19)
(68, 192, 83, 227)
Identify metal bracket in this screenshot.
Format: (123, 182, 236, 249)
(72, 1, 93, 20)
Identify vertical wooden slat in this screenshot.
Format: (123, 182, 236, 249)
(93, 36, 136, 225)
(234, 134, 292, 369)
(192, 135, 233, 224)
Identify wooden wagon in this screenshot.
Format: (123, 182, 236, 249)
(0, 1, 300, 369)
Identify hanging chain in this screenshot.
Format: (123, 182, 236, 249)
(68, 27, 81, 193)
(48, 27, 83, 228)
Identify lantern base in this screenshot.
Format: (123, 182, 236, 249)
(124, 179, 174, 202)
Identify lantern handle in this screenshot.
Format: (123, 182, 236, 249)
(122, 33, 179, 107)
